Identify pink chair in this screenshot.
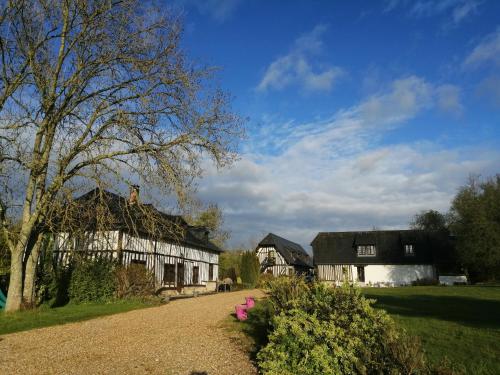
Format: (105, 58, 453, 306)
(235, 304, 248, 320)
(245, 297, 255, 309)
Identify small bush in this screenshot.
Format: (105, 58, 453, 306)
(257, 272, 274, 288)
(68, 257, 117, 303)
(244, 299, 274, 351)
(429, 358, 465, 375)
(51, 267, 73, 306)
(412, 277, 439, 286)
(264, 275, 309, 314)
(115, 263, 155, 298)
(37, 252, 73, 307)
(256, 278, 433, 375)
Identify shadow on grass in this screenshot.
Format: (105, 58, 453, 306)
(365, 293, 500, 330)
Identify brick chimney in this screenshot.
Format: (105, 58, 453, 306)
(190, 226, 210, 243)
(129, 185, 140, 205)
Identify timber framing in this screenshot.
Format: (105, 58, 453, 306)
(52, 188, 222, 293)
(256, 233, 313, 276)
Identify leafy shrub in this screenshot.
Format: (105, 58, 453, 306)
(412, 277, 439, 286)
(257, 272, 274, 288)
(219, 251, 242, 280)
(244, 299, 274, 351)
(256, 278, 430, 375)
(36, 249, 73, 306)
(259, 309, 349, 375)
(264, 275, 309, 314)
(68, 257, 117, 303)
(115, 263, 155, 298)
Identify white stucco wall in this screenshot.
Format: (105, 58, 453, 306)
(439, 275, 467, 285)
(364, 264, 435, 285)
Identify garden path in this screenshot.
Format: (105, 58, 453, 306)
(0, 289, 264, 375)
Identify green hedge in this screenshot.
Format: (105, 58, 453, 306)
(68, 258, 117, 303)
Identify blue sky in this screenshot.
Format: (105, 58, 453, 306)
(172, 0, 500, 250)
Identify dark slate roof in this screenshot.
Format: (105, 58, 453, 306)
(311, 230, 453, 265)
(62, 188, 222, 253)
(258, 233, 313, 268)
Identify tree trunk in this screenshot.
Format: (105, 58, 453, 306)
(22, 233, 45, 306)
(5, 221, 35, 312)
(5, 246, 24, 312)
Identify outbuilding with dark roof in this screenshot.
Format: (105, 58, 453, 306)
(312, 229, 457, 286)
(256, 233, 313, 276)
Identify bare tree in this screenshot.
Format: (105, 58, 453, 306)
(0, 0, 242, 312)
(187, 203, 230, 248)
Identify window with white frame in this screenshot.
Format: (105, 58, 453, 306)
(357, 245, 376, 256)
(404, 244, 414, 256)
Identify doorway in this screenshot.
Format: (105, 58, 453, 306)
(357, 266, 365, 283)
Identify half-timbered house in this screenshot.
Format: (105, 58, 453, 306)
(312, 229, 459, 286)
(256, 233, 313, 276)
(53, 187, 222, 294)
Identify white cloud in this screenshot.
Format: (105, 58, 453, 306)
(451, 0, 480, 24)
(383, 0, 406, 13)
(463, 28, 500, 68)
(257, 25, 344, 93)
(476, 75, 500, 108)
(436, 84, 463, 115)
(197, 76, 494, 249)
(385, 0, 481, 27)
(356, 76, 433, 126)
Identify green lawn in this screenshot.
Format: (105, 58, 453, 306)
(363, 286, 500, 375)
(0, 299, 158, 335)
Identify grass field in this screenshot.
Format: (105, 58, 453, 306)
(363, 286, 500, 375)
(0, 299, 158, 335)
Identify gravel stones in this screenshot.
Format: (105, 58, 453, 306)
(0, 289, 264, 375)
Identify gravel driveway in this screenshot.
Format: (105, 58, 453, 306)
(0, 289, 264, 375)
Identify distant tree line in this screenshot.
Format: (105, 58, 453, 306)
(410, 174, 500, 282)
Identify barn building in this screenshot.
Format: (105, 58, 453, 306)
(256, 233, 313, 276)
(312, 229, 457, 286)
(53, 187, 222, 294)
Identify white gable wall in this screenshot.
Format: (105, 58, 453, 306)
(256, 246, 293, 276)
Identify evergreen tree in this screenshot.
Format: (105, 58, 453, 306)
(240, 251, 260, 287)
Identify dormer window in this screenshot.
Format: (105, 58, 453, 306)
(357, 245, 376, 256)
(404, 244, 414, 256)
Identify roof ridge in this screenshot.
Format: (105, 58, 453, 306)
(71, 188, 222, 252)
(316, 229, 425, 235)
